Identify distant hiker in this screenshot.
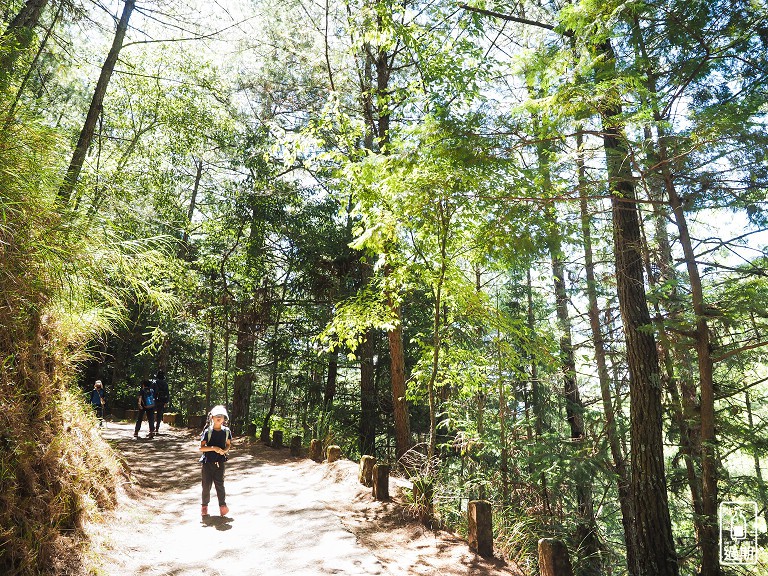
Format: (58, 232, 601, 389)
(153, 369, 169, 434)
(199, 405, 232, 517)
(133, 379, 156, 439)
(89, 379, 106, 426)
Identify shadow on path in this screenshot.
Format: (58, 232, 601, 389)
(92, 421, 523, 576)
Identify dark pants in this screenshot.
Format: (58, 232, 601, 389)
(154, 401, 167, 432)
(92, 404, 104, 422)
(201, 461, 226, 506)
(134, 408, 155, 434)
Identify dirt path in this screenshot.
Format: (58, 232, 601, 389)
(89, 421, 523, 576)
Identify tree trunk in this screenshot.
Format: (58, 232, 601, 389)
(182, 158, 203, 254)
(577, 129, 637, 574)
(58, 0, 135, 205)
(660, 132, 719, 576)
(548, 213, 601, 575)
(260, 262, 292, 441)
(527, 268, 550, 513)
(3, 2, 59, 131)
(205, 283, 215, 410)
(323, 348, 339, 407)
(231, 307, 254, 435)
(360, 328, 377, 456)
(0, 0, 49, 89)
(223, 297, 230, 407)
(629, 20, 719, 570)
(533, 115, 596, 558)
(600, 38, 678, 576)
(388, 303, 411, 461)
(356, 5, 407, 461)
(745, 391, 768, 528)
(627, 17, 721, 567)
(426, 200, 449, 462)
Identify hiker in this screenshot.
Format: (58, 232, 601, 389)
(153, 369, 169, 434)
(199, 405, 232, 517)
(133, 379, 156, 438)
(88, 379, 106, 426)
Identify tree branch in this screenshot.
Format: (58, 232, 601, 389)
(712, 339, 768, 363)
(458, 3, 567, 36)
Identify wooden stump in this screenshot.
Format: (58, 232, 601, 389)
(272, 430, 284, 448)
(309, 438, 323, 462)
(290, 435, 302, 457)
(359, 455, 376, 487)
(468, 500, 493, 558)
(162, 412, 177, 425)
(372, 464, 390, 501)
(327, 445, 341, 462)
(260, 425, 271, 444)
(538, 538, 573, 576)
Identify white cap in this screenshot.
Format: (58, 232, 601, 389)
(210, 405, 228, 419)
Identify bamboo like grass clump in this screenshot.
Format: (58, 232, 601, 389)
(0, 121, 122, 576)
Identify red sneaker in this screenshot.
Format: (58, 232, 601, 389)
(219, 505, 229, 516)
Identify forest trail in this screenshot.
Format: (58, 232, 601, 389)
(89, 422, 523, 576)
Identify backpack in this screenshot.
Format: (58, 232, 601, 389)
(142, 387, 156, 409)
(154, 376, 169, 402)
(199, 425, 231, 463)
(203, 424, 230, 445)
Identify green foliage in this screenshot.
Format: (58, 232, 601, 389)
(3, 0, 768, 572)
(0, 105, 126, 575)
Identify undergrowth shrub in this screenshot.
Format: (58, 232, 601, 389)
(0, 367, 121, 575)
(0, 115, 122, 575)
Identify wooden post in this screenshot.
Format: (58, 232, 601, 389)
(327, 445, 341, 462)
(290, 435, 302, 457)
(468, 500, 493, 558)
(271, 429, 283, 448)
(538, 538, 573, 576)
(309, 438, 323, 462)
(359, 455, 376, 487)
(372, 464, 390, 500)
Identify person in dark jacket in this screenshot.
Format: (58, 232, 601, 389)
(89, 379, 106, 426)
(153, 369, 170, 433)
(134, 379, 156, 439)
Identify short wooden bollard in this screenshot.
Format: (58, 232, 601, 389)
(327, 445, 341, 462)
(538, 538, 573, 576)
(290, 435, 302, 457)
(309, 438, 323, 462)
(359, 455, 376, 487)
(468, 500, 493, 558)
(271, 429, 283, 448)
(372, 464, 390, 500)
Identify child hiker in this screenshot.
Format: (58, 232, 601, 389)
(199, 405, 232, 517)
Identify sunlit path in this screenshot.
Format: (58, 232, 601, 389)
(91, 422, 521, 576)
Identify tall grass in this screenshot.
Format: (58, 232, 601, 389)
(0, 105, 173, 574)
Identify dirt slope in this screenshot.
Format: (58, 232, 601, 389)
(87, 422, 524, 576)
